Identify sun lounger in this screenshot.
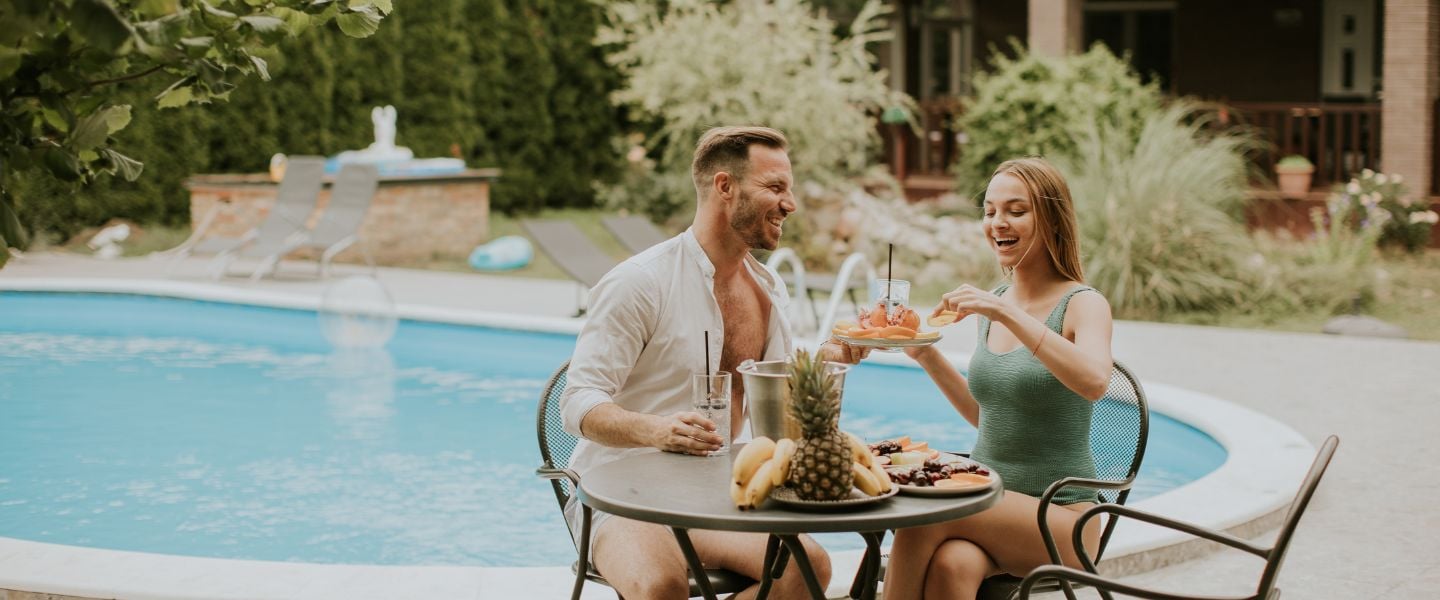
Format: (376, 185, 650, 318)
(601, 214, 670, 254)
(162, 156, 326, 277)
(521, 219, 619, 315)
(247, 163, 380, 280)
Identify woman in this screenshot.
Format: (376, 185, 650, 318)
(883, 157, 1114, 600)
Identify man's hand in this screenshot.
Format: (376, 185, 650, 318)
(650, 411, 724, 456)
(820, 338, 870, 364)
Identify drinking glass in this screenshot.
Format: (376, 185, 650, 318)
(863, 278, 911, 352)
(692, 372, 732, 457)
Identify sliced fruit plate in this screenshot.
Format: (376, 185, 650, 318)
(867, 437, 995, 496)
(834, 333, 942, 349)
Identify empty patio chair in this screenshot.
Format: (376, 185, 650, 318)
(521, 219, 618, 316)
(871, 360, 1150, 600)
(247, 163, 380, 280)
(535, 361, 755, 600)
(1018, 435, 1340, 600)
(162, 156, 326, 277)
(601, 214, 670, 254)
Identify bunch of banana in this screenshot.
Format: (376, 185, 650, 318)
(845, 432, 894, 497)
(730, 433, 893, 510)
(730, 437, 796, 510)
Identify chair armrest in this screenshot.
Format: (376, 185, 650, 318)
(1074, 503, 1270, 560)
(536, 466, 580, 487)
(1020, 564, 1250, 600)
(1036, 476, 1135, 566)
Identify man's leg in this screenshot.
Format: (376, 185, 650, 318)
(593, 516, 832, 600)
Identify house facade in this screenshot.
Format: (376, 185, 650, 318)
(876, 0, 1440, 206)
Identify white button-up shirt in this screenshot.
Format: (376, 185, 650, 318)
(560, 228, 794, 477)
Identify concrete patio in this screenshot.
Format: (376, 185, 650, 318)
(2, 251, 1437, 599)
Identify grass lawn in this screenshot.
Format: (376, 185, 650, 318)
(56, 213, 1440, 341)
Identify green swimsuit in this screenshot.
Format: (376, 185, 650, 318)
(967, 284, 1099, 505)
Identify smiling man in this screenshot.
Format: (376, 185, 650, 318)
(559, 126, 861, 599)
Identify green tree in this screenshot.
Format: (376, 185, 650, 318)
(486, 0, 558, 213)
(0, 0, 391, 266)
(539, 0, 621, 209)
(398, 0, 476, 158)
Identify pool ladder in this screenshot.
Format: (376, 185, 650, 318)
(764, 249, 877, 344)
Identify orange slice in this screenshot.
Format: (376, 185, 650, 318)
(913, 331, 940, 340)
(926, 311, 961, 327)
(902, 441, 929, 452)
(948, 472, 991, 484)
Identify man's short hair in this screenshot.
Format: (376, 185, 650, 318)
(691, 126, 789, 198)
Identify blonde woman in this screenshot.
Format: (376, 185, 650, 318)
(884, 157, 1114, 600)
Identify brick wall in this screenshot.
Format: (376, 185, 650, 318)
(1381, 0, 1440, 196)
(185, 171, 497, 267)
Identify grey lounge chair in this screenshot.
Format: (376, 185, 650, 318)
(601, 214, 670, 254)
(1019, 435, 1339, 600)
(535, 361, 755, 600)
(521, 219, 618, 316)
(162, 156, 326, 277)
(247, 163, 380, 280)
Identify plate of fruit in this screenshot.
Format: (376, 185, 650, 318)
(868, 437, 995, 497)
(831, 301, 941, 349)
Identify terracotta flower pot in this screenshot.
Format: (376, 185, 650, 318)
(1276, 165, 1314, 196)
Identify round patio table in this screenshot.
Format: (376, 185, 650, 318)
(577, 448, 1003, 600)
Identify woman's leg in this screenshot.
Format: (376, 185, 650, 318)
(882, 492, 1101, 600)
(921, 540, 1000, 600)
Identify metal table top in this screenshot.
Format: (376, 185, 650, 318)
(577, 449, 1003, 534)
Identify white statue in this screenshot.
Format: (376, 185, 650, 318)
(370, 105, 397, 151)
(336, 105, 413, 164)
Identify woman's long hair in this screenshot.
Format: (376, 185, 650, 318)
(991, 157, 1085, 283)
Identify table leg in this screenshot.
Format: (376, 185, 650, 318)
(754, 534, 781, 600)
(849, 530, 887, 600)
(670, 527, 719, 600)
(777, 535, 827, 600)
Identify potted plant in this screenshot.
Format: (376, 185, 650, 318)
(1275, 155, 1315, 196)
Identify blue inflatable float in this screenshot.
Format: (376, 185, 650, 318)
(468, 235, 533, 271)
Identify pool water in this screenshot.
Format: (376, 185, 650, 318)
(0, 293, 1224, 566)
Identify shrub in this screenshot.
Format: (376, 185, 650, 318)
(955, 43, 1163, 193)
(596, 0, 912, 223)
(1057, 102, 1258, 317)
(1326, 169, 1437, 253)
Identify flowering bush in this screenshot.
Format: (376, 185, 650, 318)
(1326, 169, 1438, 253)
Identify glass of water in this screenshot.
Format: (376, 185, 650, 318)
(692, 371, 732, 457)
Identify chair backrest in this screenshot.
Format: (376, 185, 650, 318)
(256, 156, 326, 243)
(536, 361, 576, 511)
(1089, 360, 1150, 561)
(1257, 435, 1339, 597)
(310, 163, 379, 246)
(602, 214, 669, 254)
(522, 219, 618, 288)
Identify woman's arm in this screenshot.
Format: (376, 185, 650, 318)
(998, 291, 1113, 400)
(905, 345, 980, 427)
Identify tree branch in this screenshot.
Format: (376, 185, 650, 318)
(84, 65, 165, 89)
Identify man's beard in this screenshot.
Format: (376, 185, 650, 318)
(729, 188, 776, 250)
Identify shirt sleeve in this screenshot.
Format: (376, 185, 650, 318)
(559, 262, 658, 437)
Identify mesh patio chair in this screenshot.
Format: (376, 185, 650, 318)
(1018, 435, 1340, 600)
(164, 156, 327, 277)
(601, 214, 670, 255)
(247, 163, 380, 281)
(521, 219, 619, 316)
(534, 361, 755, 600)
(870, 360, 1150, 600)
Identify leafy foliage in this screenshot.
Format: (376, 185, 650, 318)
(1326, 169, 1438, 253)
(0, 0, 391, 266)
(955, 43, 1162, 194)
(596, 0, 912, 223)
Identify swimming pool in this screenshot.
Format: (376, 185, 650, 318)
(0, 292, 1224, 567)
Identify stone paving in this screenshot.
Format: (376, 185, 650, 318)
(3, 252, 1438, 599)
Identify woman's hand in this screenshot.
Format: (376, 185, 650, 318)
(935, 284, 1013, 323)
(820, 338, 870, 364)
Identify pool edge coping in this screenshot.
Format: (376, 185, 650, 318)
(0, 278, 1315, 599)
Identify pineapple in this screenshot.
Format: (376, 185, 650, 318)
(785, 349, 854, 500)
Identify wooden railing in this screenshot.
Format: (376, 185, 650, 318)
(1226, 101, 1382, 190)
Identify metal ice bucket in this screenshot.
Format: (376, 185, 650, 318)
(738, 358, 851, 441)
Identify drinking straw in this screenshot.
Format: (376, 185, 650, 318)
(886, 243, 894, 316)
(704, 330, 712, 395)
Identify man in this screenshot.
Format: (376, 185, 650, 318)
(560, 126, 866, 599)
